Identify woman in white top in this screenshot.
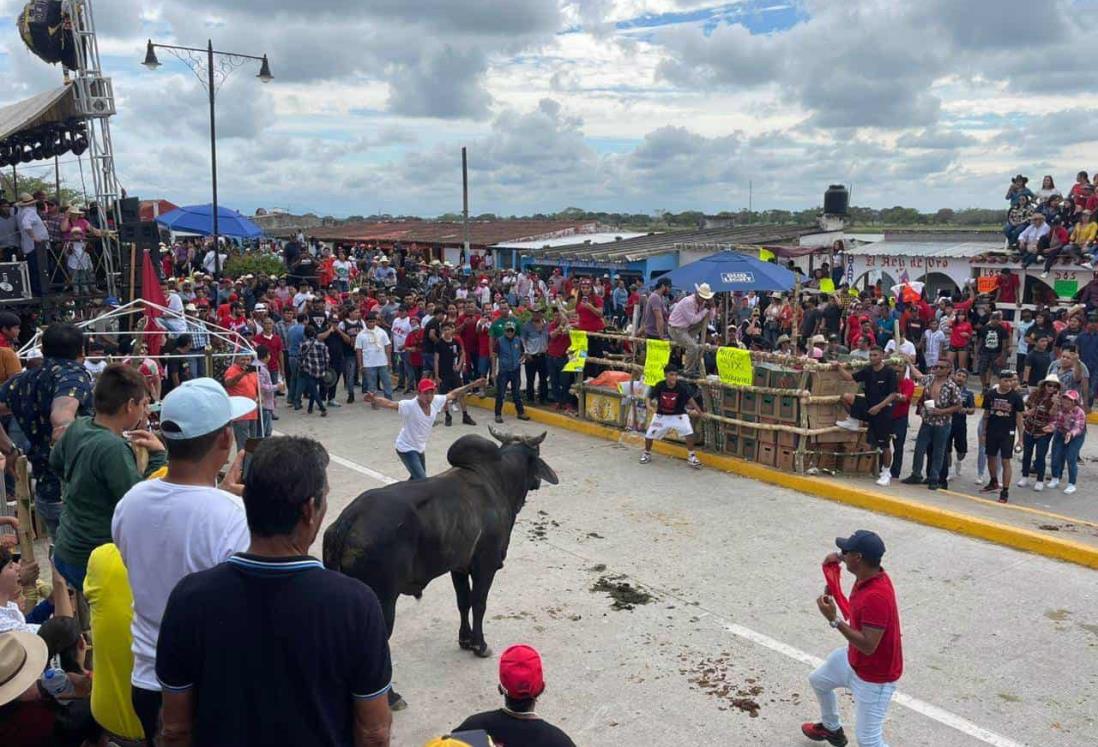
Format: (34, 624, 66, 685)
(1035, 175, 1061, 203)
(365, 376, 484, 480)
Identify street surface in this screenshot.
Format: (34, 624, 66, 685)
(274, 399, 1098, 747)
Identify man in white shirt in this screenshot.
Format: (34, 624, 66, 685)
(366, 376, 483, 479)
(16, 194, 49, 294)
(920, 317, 946, 370)
(884, 332, 917, 366)
(390, 307, 413, 391)
(201, 246, 228, 276)
(355, 314, 393, 400)
(1017, 212, 1050, 255)
(111, 377, 255, 740)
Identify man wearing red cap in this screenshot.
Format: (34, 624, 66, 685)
(453, 643, 575, 747)
(366, 375, 484, 480)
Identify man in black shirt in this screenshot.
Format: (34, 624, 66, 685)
(1022, 335, 1053, 389)
(837, 347, 898, 486)
(980, 370, 1025, 503)
(435, 321, 476, 427)
(821, 295, 842, 337)
(976, 312, 1009, 388)
(1054, 314, 1083, 356)
(641, 364, 701, 468)
(156, 436, 392, 747)
(454, 644, 576, 747)
(336, 307, 364, 404)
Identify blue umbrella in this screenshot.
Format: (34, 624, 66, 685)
(155, 203, 263, 238)
(650, 250, 797, 293)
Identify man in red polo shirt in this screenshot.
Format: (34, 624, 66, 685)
(803, 530, 902, 747)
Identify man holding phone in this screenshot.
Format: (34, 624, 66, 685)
(223, 354, 260, 454)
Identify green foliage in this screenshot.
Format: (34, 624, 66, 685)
(0, 174, 83, 206)
(223, 253, 285, 278)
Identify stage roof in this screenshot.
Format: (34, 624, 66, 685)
(0, 86, 79, 144)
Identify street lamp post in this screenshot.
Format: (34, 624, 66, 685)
(143, 39, 272, 276)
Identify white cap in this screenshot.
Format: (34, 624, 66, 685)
(160, 378, 256, 439)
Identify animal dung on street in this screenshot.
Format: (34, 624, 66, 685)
(590, 574, 653, 610)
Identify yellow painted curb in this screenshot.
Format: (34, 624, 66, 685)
(466, 396, 1098, 570)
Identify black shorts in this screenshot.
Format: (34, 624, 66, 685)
(985, 429, 1016, 459)
(438, 373, 462, 394)
(852, 396, 893, 449)
(977, 352, 1001, 375)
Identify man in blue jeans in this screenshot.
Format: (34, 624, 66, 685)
(355, 314, 393, 400)
(493, 321, 531, 424)
(367, 375, 485, 480)
(900, 359, 964, 491)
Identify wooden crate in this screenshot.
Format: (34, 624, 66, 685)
(778, 429, 798, 449)
(741, 391, 759, 416)
(739, 413, 758, 440)
(723, 431, 740, 456)
(807, 430, 864, 446)
(581, 386, 629, 428)
(757, 443, 777, 467)
(805, 401, 846, 429)
(721, 388, 741, 414)
(808, 369, 856, 396)
(754, 364, 778, 389)
(777, 395, 798, 423)
(777, 446, 796, 472)
(759, 393, 777, 418)
(741, 436, 757, 461)
(771, 367, 810, 392)
(758, 417, 778, 445)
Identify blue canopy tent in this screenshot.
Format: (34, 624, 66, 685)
(155, 203, 263, 238)
(650, 250, 797, 292)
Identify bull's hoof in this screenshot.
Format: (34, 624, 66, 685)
(473, 643, 492, 658)
(388, 689, 407, 711)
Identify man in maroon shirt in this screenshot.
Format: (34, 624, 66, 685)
(802, 530, 902, 747)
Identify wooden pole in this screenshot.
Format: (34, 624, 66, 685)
(129, 243, 138, 303)
(13, 456, 38, 606)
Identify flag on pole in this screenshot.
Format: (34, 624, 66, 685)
(141, 249, 168, 356)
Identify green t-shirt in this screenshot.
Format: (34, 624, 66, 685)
(51, 417, 167, 569)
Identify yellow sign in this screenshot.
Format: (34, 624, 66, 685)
(563, 330, 588, 372)
(644, 339, 671, 386)
(819, 278, 835, 293)
(716, 346, 753, 387)
(759, 247, 775, 262)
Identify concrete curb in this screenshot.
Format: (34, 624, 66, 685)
(467, 396, 1098, 570)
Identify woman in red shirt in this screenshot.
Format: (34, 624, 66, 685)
(948, 310, 973, 373)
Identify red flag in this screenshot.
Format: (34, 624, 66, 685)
(822, 561, 852, 621)
(141, 249, 168, 356)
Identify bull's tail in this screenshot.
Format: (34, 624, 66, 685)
(322, 513, 354, 571)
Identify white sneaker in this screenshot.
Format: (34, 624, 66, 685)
(974, 473, 986, 485)
(1064, 484, 1077, 495)
(1034, 481, 1044, 492)
(835, 417, 863, 432)
(1048, 477, 1060, 489)
(953, 461, 963, 478)
(688, 454, 702, 470)
(876, 472, 892, 487)
(640, 452, 652, 464)
(1040, 271, 1049, 279)
(1016, 476, 1028, 488)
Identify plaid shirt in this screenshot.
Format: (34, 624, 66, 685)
(299, 339, 329, 378)
(188, 320, 210, 350)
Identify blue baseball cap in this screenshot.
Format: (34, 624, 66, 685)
(835, 530, 885, 562)
(160, 377, 256, 439)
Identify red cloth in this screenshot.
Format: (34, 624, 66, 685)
(848, 571, 904, 683)
(892, 377, 915, 420)
(254, 332, 283, 373)
(575, 294, 605, 332)
(141, 249, 168, 356)
(547, 320, 571, 357)
(822, 561, 852, 620)
(997, 273, 1019, 304)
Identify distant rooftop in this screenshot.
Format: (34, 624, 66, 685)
(277, 220, 600, 246)
(493, 232, 648, 250)
(521, 224, 818, 263)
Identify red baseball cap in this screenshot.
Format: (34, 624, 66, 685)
(499, 644, 544, 699)
(418, 378, 437, 393)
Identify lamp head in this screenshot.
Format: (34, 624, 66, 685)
(257, 54, 273, 83)
(143, 40, 161, 70)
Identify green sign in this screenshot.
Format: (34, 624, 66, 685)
(1054, 279, 1079, 299)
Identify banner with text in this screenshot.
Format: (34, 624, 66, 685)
(644, 339, 671, 386)
(563, 330, 588, 372)
(716, 346, 753, 387)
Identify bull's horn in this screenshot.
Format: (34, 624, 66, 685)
(488, 425, 515, 444)
(524, 431, 547, 447)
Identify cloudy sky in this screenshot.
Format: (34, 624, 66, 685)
(0, 0, 1093, 218)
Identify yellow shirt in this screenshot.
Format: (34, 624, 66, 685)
(1071, 221, 1097, 245)
(84, 543, 144, 740)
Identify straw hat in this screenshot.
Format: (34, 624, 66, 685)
(0, 632, 49, 706)
(694, 282, 715, 300)
(15, 193, 35, 206)
(1040, 373, 1061, 387)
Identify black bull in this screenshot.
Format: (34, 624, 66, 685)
(323, 427, 558, 709)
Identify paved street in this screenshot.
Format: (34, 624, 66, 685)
(276, 398, 1098, 747)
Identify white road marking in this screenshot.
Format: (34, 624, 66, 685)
(311, 443, 1027, 747)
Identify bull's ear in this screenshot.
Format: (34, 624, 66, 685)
(536, 458, 559, 485)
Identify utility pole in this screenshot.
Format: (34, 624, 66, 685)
(748, 179, 752, 215)
(462, 147, 470, 257)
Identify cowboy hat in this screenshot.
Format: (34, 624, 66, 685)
(67, 205, 85, 215)
(694, 282, 715, 300)
(0, 631, 49, 706)
(15, 193, 35, 206)
(1040, 373, 1062, 387)
(810, 334, 827, 345)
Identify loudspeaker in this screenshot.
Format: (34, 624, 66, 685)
(119, 222, 160, 247)
(119, 197, 140, 224)
(0, 262, 32, 304)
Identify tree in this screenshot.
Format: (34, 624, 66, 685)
(0, 174, 83, 206)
